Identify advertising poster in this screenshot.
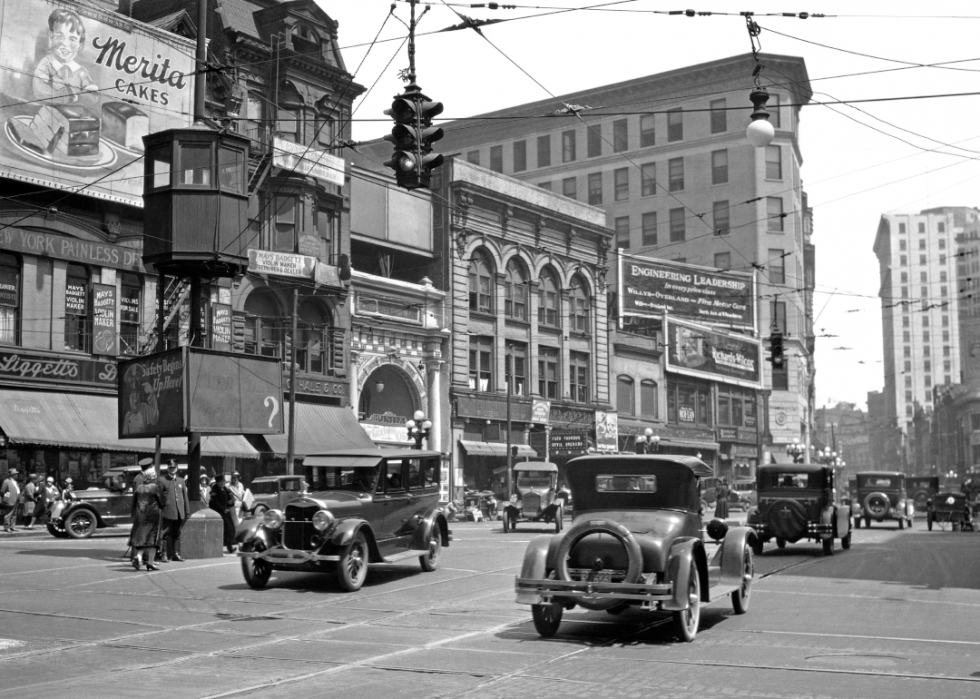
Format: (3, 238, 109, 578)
(91, 281, 117, 355)
(618, 253, 756, 330)
(118, 348, 185, 438)
(211, 303, 232, 350)
(248, 249, 317, 278)
(0, 0, 195, 206)
(665, 317, 763, 389)
(595, 411, 618, 453)
(187, 351, 284, 434)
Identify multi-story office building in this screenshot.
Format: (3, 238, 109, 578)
(874, 209, 967, 438)
(363, 52, 816, 454)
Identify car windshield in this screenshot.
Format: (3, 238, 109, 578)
(249, 481, 279, 494)
(102, 473, 128, 491)
(596, 474, 657, 493)
(517, 472, 553, 488)
(308, 466, 380, 492)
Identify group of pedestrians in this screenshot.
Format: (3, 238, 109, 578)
(1, 468, 73, 532)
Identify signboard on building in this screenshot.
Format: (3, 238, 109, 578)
(273, 137, 345, 186)
(549, 429, 590, 456)
(665, 317, 763, 389)
(92, 282, 117, 356)
(0, 349, 116, 389)
(595, 411, 618, 452)
(211, 303, 232, 350)
(0, 0, 195, 206)
(118, 348, 184, 438)
(618, 253, 756, 330)
(0, 228, 143, 271)
(248, 249, 317, 278)
(531, 400, 551, 425)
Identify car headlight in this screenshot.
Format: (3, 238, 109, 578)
(312, 509, 336, 532)
(263, 509, 284, 530)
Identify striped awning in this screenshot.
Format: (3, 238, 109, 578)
(459, 441, 538, 457)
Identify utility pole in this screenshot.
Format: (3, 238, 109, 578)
(286, 288, 298, 475)
(505, 345, 513, 498)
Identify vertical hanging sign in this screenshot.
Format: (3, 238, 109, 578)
(92, 282, 117, 356)
(212, 303, 232, 350)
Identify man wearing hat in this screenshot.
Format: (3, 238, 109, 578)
(1, 468, 20, 532)
(159, 460, 188, 562)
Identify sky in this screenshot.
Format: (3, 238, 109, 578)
(317, 0, 980, 411)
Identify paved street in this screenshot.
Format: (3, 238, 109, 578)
(1, 519, 979, 699)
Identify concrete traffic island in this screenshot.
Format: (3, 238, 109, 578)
(180, 507, 224, 559)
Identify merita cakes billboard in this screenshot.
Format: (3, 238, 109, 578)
(0, 0, 195, 205)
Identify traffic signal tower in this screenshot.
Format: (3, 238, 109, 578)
(383, 83, 444, 190)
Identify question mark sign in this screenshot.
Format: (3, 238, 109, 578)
(264, 396, 280, 428)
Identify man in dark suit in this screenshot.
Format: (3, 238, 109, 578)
(159, 460, 189, 562)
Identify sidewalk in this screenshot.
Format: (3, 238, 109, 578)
(0, 526, 51, 538)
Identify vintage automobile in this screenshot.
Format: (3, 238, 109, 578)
(745, 465, 851, 556)
(247, 475, 308, 516)
(927, 492, 975, 531)
(502, 461, 564, 533)
(514, 454, 757, 642)
(48, 463, 187, 539)
(851, 471, 914, 529)
(731, 478, 758, 510)
(236, 448, 450, 591)
(907, 476, 939, 513)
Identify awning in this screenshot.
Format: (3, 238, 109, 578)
(0, 389, 259, 458)
(262, 403, 375, 457)
(459, 440, 538, 457)
(660, 438, 721, 452)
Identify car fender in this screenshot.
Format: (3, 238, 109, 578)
(745, 505, 761, 525)
(715, 526, 757, 590)
(515, 534, 555, 605)
(329, 519, 381, 561)
(236, 521, 275, 549)
(409, 509, 450, 549)
(834, 505, 850, 537)
(819, 505, 835, 539)
(61, 502, 105, 528)
(663, 537, 708, 610)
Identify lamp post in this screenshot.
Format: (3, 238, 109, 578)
(786, 438, 806, 464)
(816, 446, 845, 472)
(405, 409, 432, 449)
(635, 428, 660, 455)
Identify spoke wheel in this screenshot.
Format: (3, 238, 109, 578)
(336, 531, 369, 592)
(731, 545, 753, 614)
(419, 526, 441, 572)
(241, 543, 272, 589)
(672, 561, 701, 642)
(65, 509, 96, 539)
(531, 603, 563, 637)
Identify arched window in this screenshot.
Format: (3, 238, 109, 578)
(291, 23, 321, 53)
(640, 379, 658, 419)
(538, 268, 560, 327)
(296, 299, 333, 374)
(0, 252, 20, 345)
(504, 259, 527, 319)
(616, 375, 634, 416)
(569, 274, 591, 333)
(468, 252, 494, 314)
(64, 264, 90, 352)
(243, 291, 281, 358)
(119, 273, 141, 355)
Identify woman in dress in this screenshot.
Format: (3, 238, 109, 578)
(714, 478, 730, 519)
(130, 466, 165, 571)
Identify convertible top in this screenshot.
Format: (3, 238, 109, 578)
(513, 461, 558, 473)
(567, 454, 714, 478)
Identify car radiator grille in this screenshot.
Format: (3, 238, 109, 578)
(283, 504, 317, 550)
(523, 493, 541, 513)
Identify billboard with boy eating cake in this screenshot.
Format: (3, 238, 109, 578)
(0, 1, 195, 206)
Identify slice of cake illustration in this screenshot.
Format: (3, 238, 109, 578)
(11, 103, 101, 162)
(102, 102, 148, 152)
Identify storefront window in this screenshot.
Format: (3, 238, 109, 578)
(0, 252, 20, 345)
(65, 264, 90, 352)
(667, 379, 711, 426)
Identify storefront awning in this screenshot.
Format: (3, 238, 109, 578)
(459, 441, 538, 457)
(263, 403, 375, 457)
(0, 390, 259, 458)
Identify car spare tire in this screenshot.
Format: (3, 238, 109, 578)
(555, 518, 643, 611)
(765, 499, 808, 541)
(864, 492, 890, 519)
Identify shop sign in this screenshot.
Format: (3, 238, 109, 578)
(65, 281, 87, 315)
(665, 317, 763, 389)
(550, 429, 590, 456)
(248, 249, 317, 278)
(657, 424, 716, 442)
(531, 399, 551, 425)
(0, 265, 18, 306)
(619, 253, 756, 330)
(549, 405, 594, 426)
(211, 303, 232, 350)
(284, 374, 348, 398)
(0, 349, 116, 389)
(92, 283, 117, 356)
(718, 427, 739, 441)
(273, 137, 345, 187)
(730, 444, 758, 457)
(456, 393, 532, 422)
(0, 0, 195, 206)
(0, 229, 143, 272)
(361, 422, 410, 444)
(595, 411, 618, 452)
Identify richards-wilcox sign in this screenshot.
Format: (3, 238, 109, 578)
(665, 317, 763, 389)
(618, 253, 756, 330)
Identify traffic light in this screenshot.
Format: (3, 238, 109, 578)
(769, 331, 785, 369)
(383, 88, 444, 190)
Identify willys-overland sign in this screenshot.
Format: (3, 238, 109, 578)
(0, 0, 195, 206)
(664, 317, 763, 389)
(618, 253, 756, 330)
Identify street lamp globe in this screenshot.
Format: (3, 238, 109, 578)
(746, 117, 775, 148)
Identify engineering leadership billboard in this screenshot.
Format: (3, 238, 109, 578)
(618, 253, 756, 330)
(664, 317, 763, 389)
(0, 0, 195, 206)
